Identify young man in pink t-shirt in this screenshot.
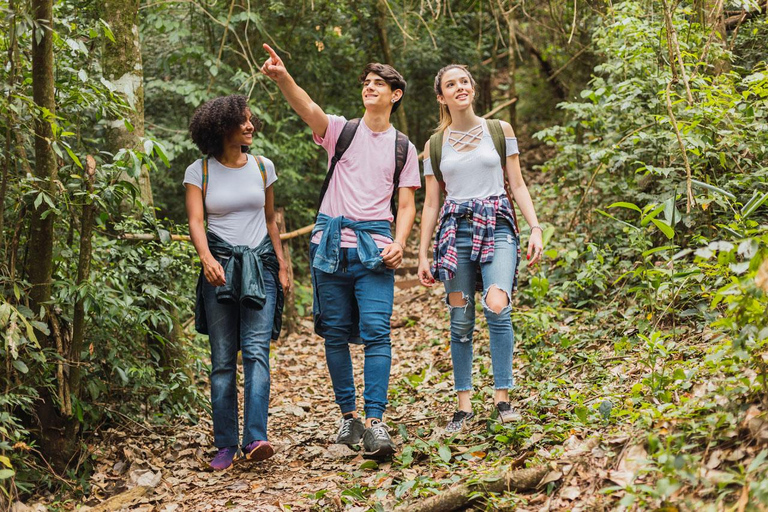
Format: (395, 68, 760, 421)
(261, 45, 420, 459)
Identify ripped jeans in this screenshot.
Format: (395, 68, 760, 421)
(443, 218, 518, 391)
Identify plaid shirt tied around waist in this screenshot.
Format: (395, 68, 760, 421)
(431, 195, 521, 292)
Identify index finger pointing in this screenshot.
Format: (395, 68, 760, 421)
(263, 43, 279, 60)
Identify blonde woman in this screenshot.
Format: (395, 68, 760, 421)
(418, 65, 542, 433)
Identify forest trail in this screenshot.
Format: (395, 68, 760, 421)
(82, 260, 472, 511)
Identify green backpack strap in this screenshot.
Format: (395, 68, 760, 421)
(253, 155, 268, 186)
(428, 131, 444, 182)
(486, 119, 507, 169)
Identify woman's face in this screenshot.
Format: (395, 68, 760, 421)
(437, 68, 475, 111)
(226, 108, 254, 147)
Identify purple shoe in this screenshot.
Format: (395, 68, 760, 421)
(209, 446, 239, 471)
(242, 440, 274, 462)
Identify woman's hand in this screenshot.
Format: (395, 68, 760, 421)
(418, 256, 435, 287)
(279, 267, 292, 294)
(202, 257, 226, 287)
(527, 228, 544, 266)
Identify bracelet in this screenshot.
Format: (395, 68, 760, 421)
(393, 240, 405, 250)
(530, 225, 543, 233)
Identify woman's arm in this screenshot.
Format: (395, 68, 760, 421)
(264, 185, 292, 293)
(501, 122, 543, 265)
(185, 184, 226, 286)
(418, 141, 443, 286)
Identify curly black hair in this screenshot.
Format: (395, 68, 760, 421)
(189, 95, 261, 157)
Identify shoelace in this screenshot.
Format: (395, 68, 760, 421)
(371, 423, 390, 440)
(338, 418, 354, 437)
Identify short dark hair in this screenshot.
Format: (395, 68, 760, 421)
(189, 95, 260, 157)
(358, 63, 407, 113)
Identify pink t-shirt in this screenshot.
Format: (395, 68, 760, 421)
(311, 115, 421, 248)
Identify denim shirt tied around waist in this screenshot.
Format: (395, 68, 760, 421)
(311, 213, 392, 274)
(195, 231, 283, 341)
(432, 194, 521, 293)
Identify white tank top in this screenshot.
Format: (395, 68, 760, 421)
(424, 119, 519, 202)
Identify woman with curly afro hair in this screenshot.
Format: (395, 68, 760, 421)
(184, 94, 291, 470)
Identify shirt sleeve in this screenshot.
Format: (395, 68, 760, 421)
(261, 156, 278, 188)
(505, 137, 519, 156)
(423, 157, 433, 176)
(182, 159, 203, 189)
(398, 142, 422, 188)
(312, 114, 347, 154)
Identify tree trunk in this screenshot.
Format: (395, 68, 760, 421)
(395, 465, 547, 512)
(69, 157, 96, 400)
(515, 31, 567, 100)
(29, 0, 77, 472)
(375, 0, 409, 135)
(101, 0, 154, 207)
(275, 208, 297, 335)
(1, 0, 20, 259)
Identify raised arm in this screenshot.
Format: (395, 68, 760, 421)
(260, 44, 329, 138)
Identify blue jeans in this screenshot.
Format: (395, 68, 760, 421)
(310, 244, 394, 419)
(443, 218, 518, 391)
(203, 257, 277, 448)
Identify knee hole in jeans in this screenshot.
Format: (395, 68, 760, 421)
(447, 291, 470, 310)
(482, 285, 511, 315)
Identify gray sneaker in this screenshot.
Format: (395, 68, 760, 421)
(445, 410, 474, 434)
(362, 421, 396, 460)
(335, 416, 365, 445)
(495, 402, 522, 423)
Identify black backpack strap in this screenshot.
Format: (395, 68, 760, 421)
(390, 130, 410, 218)
(316, 118, 360, 213)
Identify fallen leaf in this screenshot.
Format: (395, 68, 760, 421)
(560, 486, 581, 500)
(538, 470, 563, 487)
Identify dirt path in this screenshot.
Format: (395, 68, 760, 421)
(82, 263, 465, 511)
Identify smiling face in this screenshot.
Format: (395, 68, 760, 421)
(361, 72, 402, 112)
(226, 108, 255, 147)
(437, 67, 475, 113)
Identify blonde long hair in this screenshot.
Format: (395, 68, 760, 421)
(433, 64, 477, 134)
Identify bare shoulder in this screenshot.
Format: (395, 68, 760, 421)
(499, 120, 516, 137)
(423, 139, 430, 154)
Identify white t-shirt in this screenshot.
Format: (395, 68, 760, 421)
(311, 115, 421, 248)
(424, 119, 519, 202)
(183, 155, 277, 248)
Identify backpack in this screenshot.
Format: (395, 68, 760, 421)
(316, 118, 410, 218)
(428, 118, 507, 183)
(201, 154, 268, 217)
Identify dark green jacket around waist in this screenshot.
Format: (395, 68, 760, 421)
(195, 231, 283, 341)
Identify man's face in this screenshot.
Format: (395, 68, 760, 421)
(361, 72, 400, 111)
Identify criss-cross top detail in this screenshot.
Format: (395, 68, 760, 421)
(447, 124, 483, 153)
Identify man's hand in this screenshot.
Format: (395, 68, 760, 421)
(381, 242, 404, 269)
(261, 43, 289, 83)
